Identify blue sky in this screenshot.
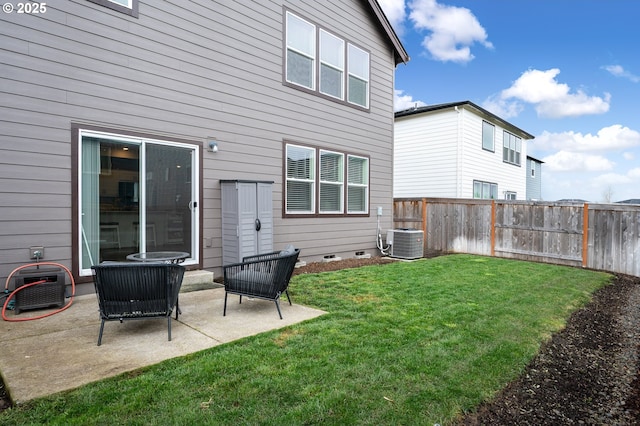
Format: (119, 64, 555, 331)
(379, 0, 640, 202)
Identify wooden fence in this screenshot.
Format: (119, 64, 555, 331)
(393, 198, 640, 277)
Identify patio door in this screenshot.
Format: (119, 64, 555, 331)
(78, 130, 199, 275)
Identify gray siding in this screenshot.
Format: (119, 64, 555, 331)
(0, 0, 398, 281)
(526, 158, 543, 200)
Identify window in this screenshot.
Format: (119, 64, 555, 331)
(319, 30, 344, 99)
(286, 12, 316, 90)
(505, 191, 517, 200)
(503, 131, 522, 166)
(284, 10, 370, 110)
(482, 121, 494, 151)
(74, 126, 199, 276)
(347, 155, 369, 213)
(286, 144, 315, 213)
(347, 45, 370, 108)
(319, 150, 344, 213)
(285, 143, 369, 216)
(531, 161, 536, 178)
(473, 180, 498, 199)
(86, 0, 138, 17)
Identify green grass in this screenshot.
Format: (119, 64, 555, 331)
(1, 254, 611, 425)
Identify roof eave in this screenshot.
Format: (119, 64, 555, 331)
(366, 0, 410, 65)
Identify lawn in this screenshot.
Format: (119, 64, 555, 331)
(1, 254, 611, 425)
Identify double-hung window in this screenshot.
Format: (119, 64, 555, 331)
(285, 143, 369, 216)
(285, 10, 370, 109)
(319, 150, 344, 213)
(286, 144, 316, 213)
(286, 12, 316, 90)
(347, 45, 370, 108)
(347, 155, 369, 213)
(319, 30, 344, 99)
(503, 131, 522, 166)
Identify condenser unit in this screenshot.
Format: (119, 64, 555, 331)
(386, 228, 424, 259)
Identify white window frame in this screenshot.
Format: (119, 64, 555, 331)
(76, 128, 200, 276)
(319, 30, 345, 100)
(285, 11, 316, 90)
(482, 120, 495, 152)
(503, 131, 522, 166)
(347, 44, 370, 108)
(285, 143, 369, 216)
(347, 154, 369, 214)
(319, 150, 345, 214)
(87, 0, 138, 17)
(285, 144, 316, 214)
(473, 180, 498, 199)
(284, 10, 370, 110)
(505, 191, 517, 200)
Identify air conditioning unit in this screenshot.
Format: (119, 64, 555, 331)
(386, 228, 424, 259)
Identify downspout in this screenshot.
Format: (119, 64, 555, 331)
(455, 106, 463, 197)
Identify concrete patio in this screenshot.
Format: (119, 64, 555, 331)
(0, 286, 325, 404)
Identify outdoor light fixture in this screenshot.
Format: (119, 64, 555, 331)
(207, 139, 218, 153)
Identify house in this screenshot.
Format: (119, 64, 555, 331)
(526, 155, 544, 201)
(394, 101, 534, 200)
(0, 0, 408, 289)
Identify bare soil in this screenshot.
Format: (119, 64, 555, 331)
(2, 256, 639, 424)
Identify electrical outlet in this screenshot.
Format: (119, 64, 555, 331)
(29, 246, 44, 259)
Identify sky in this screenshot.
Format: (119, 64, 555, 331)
(378, 0, 640, 202)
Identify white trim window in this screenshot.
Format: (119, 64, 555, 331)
(319, 150, 344, 213)
(473, 180, 498, 199)
(505, 191, 517, 200)
(286, 12, 316, 90)
(347, 155, 369, 213)
(285, 143, 369, 216)
(503, 131, 522, 166)
(285, 10, 370, 110)
(347, 44, 370, 108)
(482, 120, 494, 152)
(286, 144, 316, 214)
(320, 30, 344, 99)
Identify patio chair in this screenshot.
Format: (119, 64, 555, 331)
(223, 246, 300, 319)
(91, 262, 185, 346)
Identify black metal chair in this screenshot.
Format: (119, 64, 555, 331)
(91, 263, 185, 346)
(223, 247, 300, 319)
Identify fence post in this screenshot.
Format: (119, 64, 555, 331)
(422, 198, 427, 254)
(491, 200, 496, 257)
(582, 203, 589, 268)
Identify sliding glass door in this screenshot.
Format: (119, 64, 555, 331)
(78, 130, 199, 275)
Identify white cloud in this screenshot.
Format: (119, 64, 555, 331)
(623, 152, 635, 160)
(481, 96, 523, 119)
(394, 89, 427, 111)
(604, 65, 640, 83)
(532, 125, 640, 152)
(487, 68, 610, 119)
(542, 151, 615, 172)
(407, 0, 492, 63)
(506, 69, 610, 118)
(377, 0, 407, 36)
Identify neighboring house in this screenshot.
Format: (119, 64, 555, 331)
(526, 155, 544, 200)
(0, 0, 408, 288)
(394, 101, 534, 200)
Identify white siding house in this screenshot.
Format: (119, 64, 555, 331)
(394, 101, 534, 200)
(526, 156, 544, 200)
